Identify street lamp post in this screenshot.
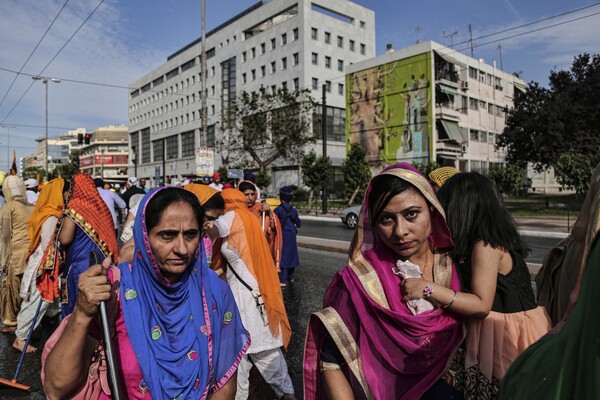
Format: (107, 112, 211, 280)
(0, 124, 15, 171)
(32, 76, 61, 181)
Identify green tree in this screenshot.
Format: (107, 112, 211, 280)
(486, 164, 524, 196)
(54, 149, 81, 182)
(23, 166, 45, 181)
(554, 152, 599, 197)
(341, 143, 371, 205)
(301, 150, 332, 211)
(412, 161, 441, 178)
(497, 53, 600, 192)
(216, 87, 317, 175)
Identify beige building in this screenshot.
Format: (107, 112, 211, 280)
(78, 125, 129, 184)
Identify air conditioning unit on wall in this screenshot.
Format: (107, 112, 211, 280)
(461, 144, 468, 153)
(461, 81, 469, 90)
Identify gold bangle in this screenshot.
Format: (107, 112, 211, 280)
(442, 290, 457, 309)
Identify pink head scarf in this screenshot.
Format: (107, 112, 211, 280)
(304, 162, 463, 400)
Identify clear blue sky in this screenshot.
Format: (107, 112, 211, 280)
(0, 0, 598, 171)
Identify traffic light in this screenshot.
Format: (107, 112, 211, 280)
(77, 133, 83, 144)
(84, 133, 91, 145)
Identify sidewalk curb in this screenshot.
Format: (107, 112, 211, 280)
(298, 236, 545, 281)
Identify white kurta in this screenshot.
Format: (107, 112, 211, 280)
(214, 210, 283, 354)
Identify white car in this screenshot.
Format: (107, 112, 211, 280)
(340, 205, 361, 229)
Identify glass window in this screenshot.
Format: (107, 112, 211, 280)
(293, 28, 299, 41)
(282, 81, 287, 90)
(166, 135, 178, 159)
(271, 61, 276, 73)
(251, 47, 256, 58)
(311, 28, 318, 40)
(271, 38, 276, 49)
(325, 56, 331, 69)
(360, 43, 366, 55)
(469, 67, 477, 79)
(337, 59, 343, 71)
(242, 73, 247, 84)
(470, 129, 479, 141)
(360, 20, 366, 28)
(281, 57, 287, 70)
(337, 36, 343, 48)
(312, 78, 318, 90)
(242, 51, 247, 62)
(325, 32, 331, 44)
(349, 40, 355, 51)
(251, 69, 256, 80)
(312, 52, 318, 65)
(338, 83, 344, 95)
(469, 98, 478, 110)
(141, 129, 150, 163)
(261, 65, 266, 77)
(207, 125, 215, 148)
(281, 33, 287, 45)
(325, 80, 331, 93)
(260, 42, 266, 54)
(293, 78, 299, 90)
(153, 140, 164, 162)
(293, 53, 299, 65)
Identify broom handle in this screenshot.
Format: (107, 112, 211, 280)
(12, 298, 44, 381)
(100, 301, 122, 400)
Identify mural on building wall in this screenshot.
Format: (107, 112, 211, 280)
(346, 53, 432, 165)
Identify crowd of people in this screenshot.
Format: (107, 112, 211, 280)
(0, 162, 597, 399)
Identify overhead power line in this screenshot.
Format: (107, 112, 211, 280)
(0, 0, 70, 112)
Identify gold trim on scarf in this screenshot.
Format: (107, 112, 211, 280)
(381, 168, 447, 220)
(433, 252, 453, 289)
(312, 307, 375, 400)
(349, 253, 390, 309)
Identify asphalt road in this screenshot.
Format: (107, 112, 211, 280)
(298, 219, 560, 265)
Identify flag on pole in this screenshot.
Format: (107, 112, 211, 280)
(9, 150, 17, 175)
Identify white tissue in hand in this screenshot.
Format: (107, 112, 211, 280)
(393, 260, 423, 279)
(393, 259, 435, 315)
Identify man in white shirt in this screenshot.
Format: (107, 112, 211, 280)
(24, 178, 39, 205)
(208, 172, 223, 191)
(94, 178, 126, 238)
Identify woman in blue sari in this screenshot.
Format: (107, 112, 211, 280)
(43, 187, 249, 399)
(58, 173, 119, 317)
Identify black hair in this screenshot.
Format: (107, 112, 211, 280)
(437, 172, 529, 287)
(145, 188, 204, 232)
(62, 180, 71, 193)
(238, 181, 255, 193)
(202, 192, 225, 212)
(367, 174, 424, 227)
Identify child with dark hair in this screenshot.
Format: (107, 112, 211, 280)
(274, 186, 301, 286)
(422, 171, 551, 399)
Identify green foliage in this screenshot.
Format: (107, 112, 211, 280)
(301, 150, 332, 193)
(554, 152, 599, 197)
(412, 161, 441, 178)
(217, 87, 317, 171)
(497, 53, 600, 192)
(486, 164, 524, 196)
(23, 166, 45, 181)
(54, 149, 81, 182)
(341, 143, 371, 202)
(255, 169, 272, 189)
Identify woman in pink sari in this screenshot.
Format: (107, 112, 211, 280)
(304, 163, 464, 399)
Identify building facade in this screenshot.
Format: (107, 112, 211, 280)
(345, 41, 526, 175)
(35, 127, 86, 175)
(78, 125, 129, 184)
(128, 0, 375, 191)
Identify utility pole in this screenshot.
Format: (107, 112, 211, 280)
(443, 29, 458, 48)
(200, 0, 207, 147)
(321, 84, 327, 215)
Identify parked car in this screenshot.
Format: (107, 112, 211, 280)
(340, 205, 361, 229)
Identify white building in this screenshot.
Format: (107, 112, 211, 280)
(128, 0, 375, 191)
(345, 41, 526, 175)
(34, 127, 86, 176)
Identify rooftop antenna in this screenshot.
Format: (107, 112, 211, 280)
(415, 25, 422, 44)
(497, 43, 504, 70)
(468, 23, 474, 57)
(443, 29, 458, 48)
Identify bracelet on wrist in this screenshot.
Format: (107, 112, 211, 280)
(423, 285, 433, 298)
(442, 290, 458, 309)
